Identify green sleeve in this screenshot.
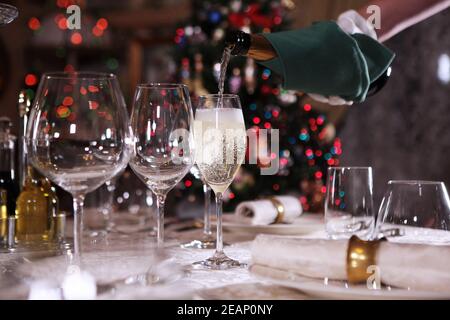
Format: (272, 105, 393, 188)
(257, 21, 395, 103)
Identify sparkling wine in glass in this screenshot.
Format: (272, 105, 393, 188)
(129, 83, 194, 246)
(194, 94, 246, 269)
(26, 72, 131, 262)
(181, 164, 215, 249)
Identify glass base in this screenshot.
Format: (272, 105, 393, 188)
(85, 229, 108, 238)
(181, 236, 216, 249)
(193, 251, 247, 270)
(4, 238, 72, 254)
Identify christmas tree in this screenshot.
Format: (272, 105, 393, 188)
(173, 0, 342, 212)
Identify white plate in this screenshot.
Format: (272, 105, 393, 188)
(222, 213, 324, 236)
(254, 268, 450, 300)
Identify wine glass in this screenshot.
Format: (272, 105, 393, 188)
(181, 165, 215, 249)
(375, 180, 450, 243)
(325, 167, 375, 239)
(0, 3, 18, 26)
(129, 83, 195, 246)
(193, 94, 247, 269)
(84, 178, 117, 237)
(26, 72, 131, 263)
(113, 168, 156, 233)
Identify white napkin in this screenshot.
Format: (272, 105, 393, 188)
(251, 235, 450, 292)
(235, 196, 302, 225)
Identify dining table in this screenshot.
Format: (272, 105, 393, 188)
(0, 212, 448, 300)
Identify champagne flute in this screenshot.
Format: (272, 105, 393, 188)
(181, 165, 215, 249)
(26, 72, 131, 263)
(129, 83, 194, 246)
(194, 94, 247, 269)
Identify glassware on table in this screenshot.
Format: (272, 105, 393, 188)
(325, 167, 375, 240)
(181, 165, 215, 249)
(112, 168, 156, 234)
(129, 83, 195, 246)
(193, 94, 247, 269)
(26, 72, 131, 262)
(0, 3, 18, 26)
(84, 179, 116, 237)
(375, 180, 450, 243)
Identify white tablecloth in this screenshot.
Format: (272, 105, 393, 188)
(0, 216, 322, 300)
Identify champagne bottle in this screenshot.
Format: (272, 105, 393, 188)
(226, 31, 277, 61)
(15, 91, 57, 243)
(15, 166, 53, 242)
(0, 190, 7, 240)
(225, 30, 392, 97)
(0, 117, 19, 217)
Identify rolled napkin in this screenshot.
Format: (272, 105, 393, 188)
(251, 235, 450, 292)
(235, 196, 302, 225)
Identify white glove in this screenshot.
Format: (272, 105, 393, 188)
(307, 10, 377, 106)
(337, 9, 378, 40)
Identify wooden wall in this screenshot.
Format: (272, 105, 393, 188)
(289, 0, 368, 28)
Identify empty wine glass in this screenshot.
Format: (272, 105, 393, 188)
(193, 94, 247, 269)
(181, 165, 215, 249)
(113, 168, 156, 234)
(0, 3, 18, 26)
(325, 167, 375, 239)
(376, 180, 450, 243)
(84, 178, 117, 237)
(129, 83, 195, 246)
(26, 72, 132, 263)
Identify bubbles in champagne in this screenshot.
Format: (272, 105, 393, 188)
(194, 108, 246, 194)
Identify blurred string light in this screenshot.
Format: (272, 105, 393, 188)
(55, 14, 67, 30)
(106, 58, 119, 70)
(25, 74, 38, 86)
(93, 18, 108, 37)
(70, 32, 82, 45)
(26, 1, 112, 109)
(437, 53, 450, 84)
(28, 17, 41, 31)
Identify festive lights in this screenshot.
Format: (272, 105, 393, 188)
(28, 17, 41, 31)
(25, 74, 38, 86)
(70, 32, 82, 45)
(174, 0, 340, 211)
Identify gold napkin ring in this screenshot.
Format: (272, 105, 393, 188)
(346, 235, 384, 284)
(268, 197, 285, 224)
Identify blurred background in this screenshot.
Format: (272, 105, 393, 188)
(0, 0, 449, 216)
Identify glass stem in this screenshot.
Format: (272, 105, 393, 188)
(156, 194, 166, 246)
(215, 192, 223, 254)
(203, 183, 212, 237)
(72, 194, 85, 264)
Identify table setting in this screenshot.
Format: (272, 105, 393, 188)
(0, 70, 450, 300)
(1, 104, 450, 300)
(0, 1, 450, 302)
